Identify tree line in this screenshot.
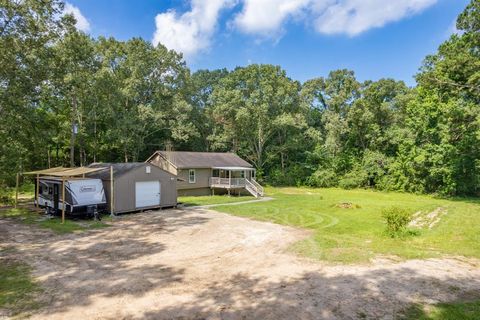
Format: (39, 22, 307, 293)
(1, 0, 479, 196)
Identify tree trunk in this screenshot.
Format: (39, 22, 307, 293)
(70, 93, 78, 167)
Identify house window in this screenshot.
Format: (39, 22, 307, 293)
(189, 169, 196, 183)
(212, 169, 220, 177)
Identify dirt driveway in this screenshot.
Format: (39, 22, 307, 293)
(1, 208, 480, 319)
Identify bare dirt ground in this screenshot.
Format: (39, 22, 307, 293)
(1, 208, 480, 320)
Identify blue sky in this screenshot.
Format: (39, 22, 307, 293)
(66, 0, 469, 86)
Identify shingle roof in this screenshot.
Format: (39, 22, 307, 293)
(153, 151, 253, 169)
(87, 162, 148, 179)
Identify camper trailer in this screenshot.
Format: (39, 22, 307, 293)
(36, 177, 107, 217)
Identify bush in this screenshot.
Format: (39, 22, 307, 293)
(338, 168, 368, 189)
(382, 207, 412, 237)
(0, 187, 14, 206)
(307, 168, 338, 187)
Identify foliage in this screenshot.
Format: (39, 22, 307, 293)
(307, 168, 338, 188)
(381, 207, 413, 237)
(0, 0, 479, 197)
(0, 187, 14, 206)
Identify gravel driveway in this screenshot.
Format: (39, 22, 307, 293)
(1, 208, 479, 319)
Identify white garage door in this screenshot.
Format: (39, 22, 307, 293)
(135, 181, 160, 208)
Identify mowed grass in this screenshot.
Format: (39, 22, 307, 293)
(403, 301, 480, 320)
(179, 195, 255, 207)
(212, 187, 480, 263)
(0, 258, 41, 316)
(0, 208, 110, 234)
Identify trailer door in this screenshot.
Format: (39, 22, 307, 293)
(135, 181, 160, 208)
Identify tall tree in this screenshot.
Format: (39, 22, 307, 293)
(211, 64, 303, 175)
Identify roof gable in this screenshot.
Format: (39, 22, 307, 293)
(152, 151, 253, 169)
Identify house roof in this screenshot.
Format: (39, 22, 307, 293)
(87, 162, 151, 179)
(149, 151, 253, 169)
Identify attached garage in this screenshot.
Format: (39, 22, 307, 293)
(88, 162, 177, 214)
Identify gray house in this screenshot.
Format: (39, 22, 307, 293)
(88, 162, 177, 214)
(146, 151, 264, 197)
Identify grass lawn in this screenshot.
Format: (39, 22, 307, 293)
(178, 194, 255, 207)
(403, 301, 480, 320)
(211, 187, 480, 264)
(0, 208, 110, 234)
(0, 258, 41, 316)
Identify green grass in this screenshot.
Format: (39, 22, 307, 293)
(211, 187, 480, 263)
(0, 208, 110, 234)
(0, 258, 41, 316)
(179, 194, 255, 207)
(403, 301, 480, 319)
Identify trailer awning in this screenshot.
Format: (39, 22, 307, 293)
(25, 167, 103, 177)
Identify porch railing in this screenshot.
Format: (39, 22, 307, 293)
(210, 177, 246, 188)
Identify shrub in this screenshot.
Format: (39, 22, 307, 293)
(307, 168, 338, 187)
(382, 207, 413, 237)
(339, 168, 368, 189)
(0, 187, 14, 206)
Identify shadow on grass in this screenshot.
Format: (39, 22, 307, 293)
(402, 299, 480, 319)
(0, 208, 110, 234)
(0, 256, 42, 317)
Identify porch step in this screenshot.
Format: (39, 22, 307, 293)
(245, 179, 264, 198)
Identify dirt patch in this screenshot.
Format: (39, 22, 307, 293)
(0, 209, 479, 319)
(409, 207, 448, 229)
(335, 202, 361, 209)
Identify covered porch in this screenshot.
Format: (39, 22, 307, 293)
(209, 166, 263, 197)
(209, 166, 255, 188)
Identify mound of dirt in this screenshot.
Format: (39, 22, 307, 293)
(336, 202, 360, 209)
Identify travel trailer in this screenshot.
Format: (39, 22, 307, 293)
(36, 177, 107, 217)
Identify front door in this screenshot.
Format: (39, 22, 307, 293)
(135, 181, 161, 208)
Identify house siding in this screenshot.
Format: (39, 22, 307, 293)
(149, 154, 178, 175)
(177, 168, 211, 190)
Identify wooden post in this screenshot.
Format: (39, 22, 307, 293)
(35, 174, 39, 208)
(61, 178, 65, 224)
(110, 166, 114, 216)
(14, 173, 19, 208)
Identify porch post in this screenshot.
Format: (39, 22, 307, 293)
(61, 177, 65, 224)
(35, 174, 39, 208)
(228, 170, 231, 196)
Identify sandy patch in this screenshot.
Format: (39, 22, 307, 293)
(409, 207, 448, 229)
(0, 208, 479, 320)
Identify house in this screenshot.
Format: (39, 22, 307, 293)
(146, 151, 264, 197)
(87, 162, 177, 214)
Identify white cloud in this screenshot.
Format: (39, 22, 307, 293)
(152, 0, 437, 58)
(313, 0, 438, 36)
(64, 3, 90, 32)
(234, 0, 310, 35)
(153, 0, 235, 59)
